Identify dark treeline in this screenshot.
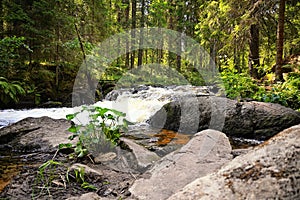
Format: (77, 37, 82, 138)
(0, 0, 299, 109)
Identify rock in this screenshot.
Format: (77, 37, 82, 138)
(231, 148, 252, 158)
(0, 116, 73, 152)
(148, 96, 300, 140)
(121, 138, 160, 169)
(167, 124, 300, 200)
(94, 152, 117, 163)
(94, 138, 160, 173)
(70, 163, 103, 177)
(66, 192, 105, 200)
(129, 129, 232, 200)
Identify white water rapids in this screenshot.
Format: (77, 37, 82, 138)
(0, 85, 210, 128)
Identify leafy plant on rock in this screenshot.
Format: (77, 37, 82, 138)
(62, 106, 131, 158)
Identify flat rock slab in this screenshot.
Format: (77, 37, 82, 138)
(0, 116, 73, 152)
(168, 124, 300, 200)
(129, 129, 232, 200)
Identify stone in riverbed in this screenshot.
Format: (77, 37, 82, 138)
(0, 116, 73, 152)
(94, 137, 161, 173)
(129, 129, 232, 200)
(167, 124, 300, 200)
(66, 192, 104, 200)
(148, 96, 300, 140)
(70, 163, 103, 177)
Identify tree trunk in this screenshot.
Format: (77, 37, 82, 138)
(275, 0, 285, 82)
(248, 23, 260, 79)
(117, 1, 121, 66)
(0, 0, 3, 37)
(138, 0, 145, 67)
(130, 0, 137, 69)
(168, 0, 174, 67)
(123, 0, 130, 69)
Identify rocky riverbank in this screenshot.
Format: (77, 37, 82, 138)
(0, 98, 299, 199)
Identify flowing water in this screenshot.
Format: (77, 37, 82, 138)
(0, 85, 261, 192)
(0, 85, 211, 128)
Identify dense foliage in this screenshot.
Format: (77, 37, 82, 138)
(0, 0, 299, 110)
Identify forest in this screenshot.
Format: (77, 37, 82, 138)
(0, 0, 299, 110)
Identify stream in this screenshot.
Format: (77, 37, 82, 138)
(0, 85, 211, 128)
(0, 85, 262, 193)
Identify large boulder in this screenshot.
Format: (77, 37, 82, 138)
(129, 129, 232, 200)
(168, 124, 300, 200)
(148, 96, 300, 140)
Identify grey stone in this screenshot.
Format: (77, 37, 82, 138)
(93, 138, 161, 173)
(148, 96, 300, 140)
(121, 138, 160, 169)
(94, 152, 117, 163)
(70, 163, 103, 177)
(168, 124, 300, 200)
(0, 116, 74, 152)
(129, 129, 232, 200)
(66, 192, 106, 200)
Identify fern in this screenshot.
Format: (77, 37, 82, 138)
(0, 77, 26, 104)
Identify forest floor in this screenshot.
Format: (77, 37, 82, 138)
(0, 150, 136, 199)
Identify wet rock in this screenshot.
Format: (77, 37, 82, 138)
(148, 96, 300, 140)
(129, 129, 232, 200)
(167, 124, 300, 200)
(0, 116, 73, 152)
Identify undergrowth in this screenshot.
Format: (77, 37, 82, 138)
(220, 66, 300, 111)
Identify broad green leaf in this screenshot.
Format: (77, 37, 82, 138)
(68, 125, 79, 133)
(58, 143, 73, 149)
(66, 112, 79, 120)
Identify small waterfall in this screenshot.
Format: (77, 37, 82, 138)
(0, 85, 211, 128)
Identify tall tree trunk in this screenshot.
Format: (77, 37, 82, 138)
(130, 0, 137, 69)
(138, 0, 145, 67)
(0, 0, 3, 37)
(124, 0, 130, 69)
(74, 22, 94, 103)
(91, 0, 95, 41)
(248, 23, 260, 79)
(176, 32, 182, 72)
(275, 0, 285, 82)
(117, 1, 121, 66)
(168, 0, 174, 67)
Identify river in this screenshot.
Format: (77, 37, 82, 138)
(0, 85, 211, 128)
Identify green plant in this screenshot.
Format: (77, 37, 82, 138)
(33, 159, 98, 199)
(67, 167, 97, 190)
(0, 77, 26, 104)
(220, 67, 261, 99)
(254, 74, 300, 110)
(63, 106, 131, 157)
(33, 160, 64, 199)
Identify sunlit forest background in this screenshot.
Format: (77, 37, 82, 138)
(0, 0, 299, 110)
